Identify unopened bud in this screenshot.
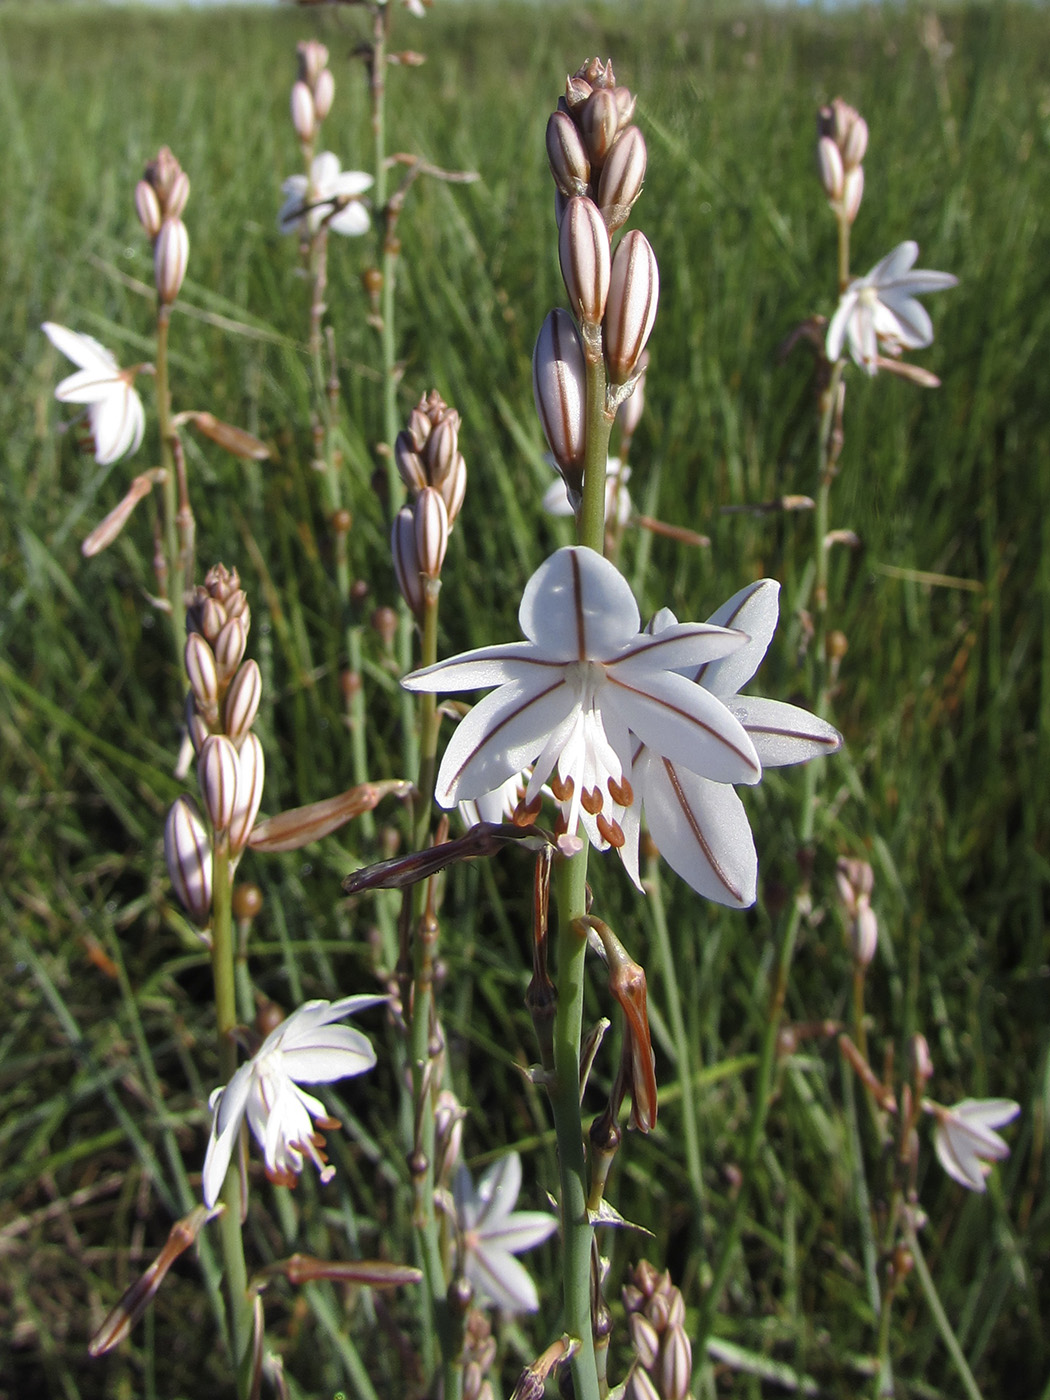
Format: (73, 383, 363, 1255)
(290, 81, 316, 144)
(605, 231, 659, 385)
(580, 88, 619, 167)
(199, 735, 240, 834)
(628, 1312, 659, 1369)
(911, 1033, 934, 1085)
(213, 615, 248, 684)
(441, 453, 467, 526)
(852, 901, 878, 967)
(392, 506, 423, 618)
(559, 196, 610, 328)
(546, 110, 590, 199)
(313, 67, 335, 123)
(661, 1325, 692, 1400)
(154, 218, 189, 305)
(185, 631, 219, 713)
(228, 733, 265, 856)
(395, 432, 427, 494)
(817, 136, 845, 201)
(598, 125, 647, 232)
(841, 115, 868, 171)
(625, 1368, 660, 1400)
(134, 180, 162, 239)
(414, 487, 449, 579)
(842, 165, 864, 224)
(532, 308, 587, 482)
(82, 471, 155, 557)
(223, 659, 262, 744)
(167, 171, 190, 222)
(165, 796, 212, 924)
(297, 39, 328, 87)
(424, 410, 459, 485)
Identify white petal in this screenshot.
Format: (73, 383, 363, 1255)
(472, 1151, 522, 1229)
(697, 580, 780, 695)
(935, 1121, 987, 1192)
(276, 994, 387, 1050)
(434, 677, 576, 804)
(602, 670, 761, 785)
(826, 290, 857, 363)
(279, 1027, 377, 1083)
(643, 761, 757, 907)
(480, 1210, 558, 1254)
(869, 240, 918, 284)
(328, 203, 372, 237)
(312, 151, 342, 187)
(877, 293, 933, 349)
(91, 386, 144, 465)
(42, 322, 117, 373)
(53, 367, 120, 405)
(732, 696, 841, 767)
(954, 1098, 1021, 1134)
(402, 641, 553, 693)
(609, 622, 747, 678)
(331, 170, 374, 199)
(518, 547, 639, 658)
(202, 1067, 253, 1207)
(465, 1246, 540, 1313)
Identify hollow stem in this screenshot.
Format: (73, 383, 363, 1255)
(154, 308, 186, 677)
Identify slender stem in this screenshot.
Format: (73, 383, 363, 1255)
(906, 1221, 986, 1400)
(154, 308, 186, 677)
(837, 211, 851, 294)
(370, 1, 402, 512)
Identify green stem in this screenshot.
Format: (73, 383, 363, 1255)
(906, 1221, 986, 1400)
(370, 1, 402, 513)
(154, 309, 186, 678)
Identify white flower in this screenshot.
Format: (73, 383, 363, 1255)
(453, 1153, 557, 1312)
(202, 995, 384, 1208)
(457, 770, 531, 830)
(929, 1097, 1020, 1193)
(619, 581, 841, 906)
(42, 322, 145, 466)
(826, 241, 957, 374)
(278, 152, 373, 237)
(402, 547, 760, 853)
(542, 456, 633, 528)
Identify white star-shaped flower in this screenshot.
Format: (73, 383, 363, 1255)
(826, 241, 957, 375)
(202, 995, 384, 1208)
(402, 547, 759, 852)
(618, 581, 841, 906)
(542, 455, 633, 528)
(278, 152, 374, 237)
(453, 1153, 557, 1313)
(42, 322, 146, 466)
(929, 1097, 1020, 1193)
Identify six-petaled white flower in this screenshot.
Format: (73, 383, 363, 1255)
(453, 1152, 557, 1313)
(826, 241, 957, 375)
(619, 581, 841, 906)
(929, 1096, 1020, 1193)
(402, 547, 759, 853)
(42, 322, 146, 466)
(202, 995, 384, 1208)
(278, 152, 373, 237)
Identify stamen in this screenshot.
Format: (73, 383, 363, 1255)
(549, 772, 574, 802)
(513, 794, 543, 826)
(596, 814, 625, 848)
(315, 1115, 341, 1131)
(581, 785, 604, 815)
(608, 775, 634, 807)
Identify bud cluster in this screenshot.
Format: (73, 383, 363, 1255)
(535, 60, 658, 504)
(461, 1309, 496, 1400)
(165, 565, 264, 926)
(622, 1262, 692, 1400)
(835, 855, 878, 968)
(816, 98, 868, 226)
(291, 40, 335, 149)
(391, 391, 467, 618)
(135, 147, 190, 307)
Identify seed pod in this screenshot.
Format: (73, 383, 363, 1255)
(228, 733, 265, 855)
(134, 180, 162, 239)
(224, 659, 262, 745)
(605, 231, 659, 385)
(559, 196, 610, 328)
(291, 81, 317, 143)
(199, 734, 239, 835)
(185, 631, 219, 713)
(414, 487, 449, 579)
(546, 110, 590, 198)
(817, 136, 845, 202)
(154, 218, 189, 305)
(580, 89, 620, 167)
(391, 506, 423, 618)
(598, 125, 647, 233)
(165, 796, 212, 924)
(532, 308, 587, 479)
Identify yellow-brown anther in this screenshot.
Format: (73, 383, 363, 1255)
(607, 774, 633, 807)
(595, 813, 625, 848)
(581, 785, 604, 816)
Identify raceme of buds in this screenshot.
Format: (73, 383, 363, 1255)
(622, 1263, 692, 1400)
(604, 231, 659, 385)
(836, 856, 878, 967)
(142, 147, 189, 222)
(188, 565, 250, 645)
(547, 60, 646, 239)
(296, 39, 329, 88)
(165, 796, 212, 925)
(154, 219, 189, 305)
(393, 390, 467, 526)
(817, 99, 867, 222)
(559, 196, 611, 328)
(533, 308, 587, 488)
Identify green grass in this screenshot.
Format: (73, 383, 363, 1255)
(1, 2, 1048, 1397)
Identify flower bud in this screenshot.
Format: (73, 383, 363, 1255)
(440, 453, 467, 526)
(134, 180, 162, 239)
(852, 901, 878, 967)
(166, 170, 190, 222)
(394, 432, 427, 494)
(605, 231, 659, 385)
(228, 732, 265, 855)
(546, 110, 590, 198)
(197, 597, 227, 645)
(297, 39, 328, 87)
(291, 80, 316, 143)
(911, 1032, 934, 1085)
(598, 125, 647, 233)
(185, 631, 219, 713)
(424, 410, 459, 486)
(414, 487, 449, 579)
(661, 1325, 692, 1400)
(165, 796, 212, 924)
(199, 734, 239, 834)
(223, 659, 262, 745)
(185, 688, 210, 756)
(213, 615, 248, 685)
(841, 115, 868, 170)
(532, 308, 587, 480)
(559, 196, 610, 328)
(613, 85, 637, 127)
(842, 165, 864, 224)
(154, 218, 189, 305)
(580, 89, 619, 167)
(817, 136, 844, 201)
(82, 471, 155, 557)
(628, 1312, 659, 1369)
(391, 506, 423, 618)
(625, 1369, 660, 1400)
(312, 67, 335, 123)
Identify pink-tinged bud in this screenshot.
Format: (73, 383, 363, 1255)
(532, 308, 587, 479)
(852, 902, 878, 966)
(297, 39, 328, 87)
(580, 89, 619, 167)
(290, 80, 316, 143)
(82, 471, 155, 557)
(646, 1291, 670, 1330)
(559, 196, 610, 327)
(165, 796, 212, 924)
(312, 67, 335, 123)
(425, 410, 459, 485)
(817, 136, 844, 201)
(223, 659, 262, 744)
(166, 170, 190, 222)
(197, 597, 227, 645)
(842, 115, 868, 170)
(598, 125, 647, 233)
(661, 1326, 692, 1400)
(228, 733, 264, 855)
(625, 1369, 660, 1400)
(213, 615, 248, 685)
(414, 487, 449, 579)
(440, 453, 467, 526)
(911, 1032, 934, 1085)
(185, 631, 219, 712)
(394, 432, 427, 494)
(564, 74, 592, 112)
(842, 165, 864, 223)
(628, 1313, 659, 1369)
(154, 219, 189, 305)
(406, 403, 431, 450)
(617, 350, 648, 439)
(199, 734, 239, 834)
(391, 506, 423, 618)
(546, 110, 591, 198)
(185, 690, 209, 756)
(612, 86, 637, 127)
(605, 231, 659, 385)
(134, 180, 162, 239)
(666, 1288, 685, 1328)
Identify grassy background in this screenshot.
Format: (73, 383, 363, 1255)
(1, 1, 1048, 1396)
